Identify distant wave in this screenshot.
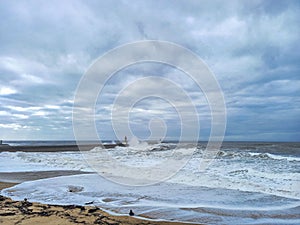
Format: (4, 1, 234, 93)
(216, 150, 300, 161)
(248, 152, 300, 161)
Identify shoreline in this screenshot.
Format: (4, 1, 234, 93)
(0, 182, 17, 191)
(0, 181, 194, 225)
(0, 170, 93, 183)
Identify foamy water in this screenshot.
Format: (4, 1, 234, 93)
(1, 142, 300, 224)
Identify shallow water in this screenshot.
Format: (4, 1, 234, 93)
(2, 174, 299, 224)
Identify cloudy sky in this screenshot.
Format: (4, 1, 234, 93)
(0, 0, 299, 141)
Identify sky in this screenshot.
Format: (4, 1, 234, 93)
(0, 0, 299, 142)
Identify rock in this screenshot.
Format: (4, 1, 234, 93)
(22, 199, 33, 207)
(68, 185, 84, 193)
(38, 211, 50, 216)
(19, 207, 32, 214)
(78, 206, 85, 211)
(88, 207, 99, 213)
(93, 216, 105, 224)
(0, 195, 5, 201)
(62, 205, 77, 210)
(0, 212, 16, 216)
(129, 209, 134, 216)
(85, 201, 94, 205)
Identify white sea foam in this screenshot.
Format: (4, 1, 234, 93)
(0, 151, 92, 172)
(1, 174, 298, 211)
(248, 152, 300, 161)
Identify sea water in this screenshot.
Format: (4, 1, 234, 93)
(1, 142, 300, 224)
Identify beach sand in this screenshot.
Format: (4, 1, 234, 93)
(0, 182, 17, 191)
(0, 171, 93, 183)
(0, 181, 193, 225)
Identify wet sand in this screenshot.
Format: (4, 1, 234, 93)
(0, 182, 17, 191)
(0, 182, 193, 225)
(0, 171, 93, 183)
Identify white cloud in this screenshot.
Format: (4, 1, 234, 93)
(20, 73, 44, 84)
(0, 123, 23, 130)
(0, 111, 10, 116)
(6, 106, 42, 112)
(0, 56, 47, 75)
(43, 104, 60, 110)
(32, 111, 49, 117)
(0, 86, 17, 95)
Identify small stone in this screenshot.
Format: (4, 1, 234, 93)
(129, 209, 134, 216)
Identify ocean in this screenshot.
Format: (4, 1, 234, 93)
(1, 141, 299, 224)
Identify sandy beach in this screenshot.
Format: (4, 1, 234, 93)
(0, 181, 192, 225)
(0, 171, 92, 183)
(0, 182, 17, 191)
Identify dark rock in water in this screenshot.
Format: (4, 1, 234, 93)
(68, 185, 84, 193)
(129, 209, 134, 216)
(150, 145, 171, 151)
(85, 201, 94, 205)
